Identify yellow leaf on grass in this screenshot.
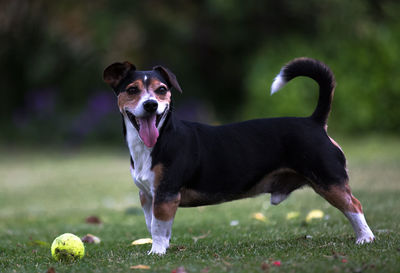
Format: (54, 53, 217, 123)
(131, 238, 153, 245)
(286, 211, 300, 220)
(252, 212, 267, 222)
(306, 210, 324, 222)
(130, 264, 150, 270)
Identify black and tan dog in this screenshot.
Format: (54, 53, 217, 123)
(103, 58, 374, 255)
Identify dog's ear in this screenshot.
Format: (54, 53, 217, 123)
(103, 62, 136, 92)
(153, 65, 183, 93)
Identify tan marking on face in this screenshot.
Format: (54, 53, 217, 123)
(147, 78, 171, 104)
(152, 163, 164, 190)
(153, 193, 181, 221)
(312, 182, 363, 214)
(117, 80, 144, 113)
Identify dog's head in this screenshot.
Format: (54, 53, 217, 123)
(103, 62, 182, 148)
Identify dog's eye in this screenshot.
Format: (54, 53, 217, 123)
(126, 86, 139, 95)
(155, 86, 168, 95)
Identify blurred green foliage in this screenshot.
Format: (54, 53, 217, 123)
(244, 1, 400, 134)
(0, 0, 399, 144)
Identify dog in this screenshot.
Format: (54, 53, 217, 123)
(103, 57, 375, 255)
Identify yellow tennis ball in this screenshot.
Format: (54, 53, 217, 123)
(51, 233, 85, 261)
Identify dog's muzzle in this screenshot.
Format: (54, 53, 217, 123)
(143, 100, 158, 113)
(126, 102, 168, 148)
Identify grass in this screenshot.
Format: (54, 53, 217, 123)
(1, 135, 400, 273)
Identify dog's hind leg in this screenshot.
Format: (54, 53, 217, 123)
(312, 182, 375, 244)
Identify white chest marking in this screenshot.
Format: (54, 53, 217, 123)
(125, 116, 154, 197)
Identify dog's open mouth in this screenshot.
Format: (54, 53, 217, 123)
(126, 108, 168, 148)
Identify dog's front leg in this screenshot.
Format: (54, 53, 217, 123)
(139, 191, 153, 233)
(148, 193, 181, 255)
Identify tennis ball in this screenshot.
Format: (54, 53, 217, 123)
(51, 233, 85, 261)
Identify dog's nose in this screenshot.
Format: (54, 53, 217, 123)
(143, 100, 158, 113)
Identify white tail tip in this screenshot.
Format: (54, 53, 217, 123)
(270, 72, 286, 95)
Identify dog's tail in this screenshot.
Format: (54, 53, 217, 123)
(270, 57, 336, 125)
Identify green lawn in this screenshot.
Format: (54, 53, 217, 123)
(1, 136, 400, 273)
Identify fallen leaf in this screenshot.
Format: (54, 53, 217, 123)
(81, 234, 101, 244)
(85, 216, 102, 224)
(318, 242, 335, 248)
(252, 212, 267, 222)
(286, 211, 300, 220)
(272, 260, 281, 266)
(176, 245, 187, 251)
(261, 261, 270, 272)
(305, 210, 324, 223)
(213, 253, 232, 268)
(221, 258, 232, 267)
(192, 231, 210, 243)
(131, 238, 153, 245)
(46, 267, 56, 273)
(130, 265, 150, 270)
(324, 250, 347, 260)
(171, 266, 187, 273)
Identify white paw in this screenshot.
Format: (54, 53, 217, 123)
(356, 234, 375, 244)
(148, 244, 167, 255)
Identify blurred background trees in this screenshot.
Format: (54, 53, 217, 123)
(1, 0, 399, 146)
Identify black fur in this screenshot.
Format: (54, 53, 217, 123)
(152, 114, 347, 205)
(151, 58, 347, 205)
(280, 57, 336, 125)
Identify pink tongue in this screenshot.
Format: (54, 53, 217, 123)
(138, 115, 159, 148)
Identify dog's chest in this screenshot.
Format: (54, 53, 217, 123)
(125, 118, 155, 196)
